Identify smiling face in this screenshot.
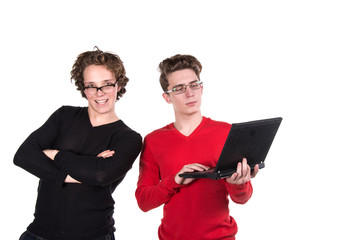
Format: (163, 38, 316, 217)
(163, 69, 203, 118)
(83, 64, 120, 118)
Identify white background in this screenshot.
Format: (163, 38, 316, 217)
(1, 0, 359, 239)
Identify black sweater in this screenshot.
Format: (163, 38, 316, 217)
(14, 106, 142, 240)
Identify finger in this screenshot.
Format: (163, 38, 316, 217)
(236, 162, 243, 178)
(242, 163, 249, 178)
(190, 163, 211, 170)
(231, 172, 238, 181)
(245, 165, 251, 181)
(242, 158, 248, 167)
(226, 172, 237, 183)
(98, 150, 115, 158)
(242, 158, 251, 176)
(184, 164, 210, 172)
(107, 150, 115, 156)
(180, 167, 195, 174)
(251, 164, 259, 178)
(97, 151, 107, 157)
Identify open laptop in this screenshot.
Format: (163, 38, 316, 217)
(179, 117, 282, 179)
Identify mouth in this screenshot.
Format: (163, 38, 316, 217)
(186, 101, 197, 106)
(95, 99, 109, 105)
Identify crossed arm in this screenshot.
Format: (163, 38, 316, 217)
(14, 107, 142, 186)
(42, 149, 116, 183)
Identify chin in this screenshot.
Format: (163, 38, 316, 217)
(90, 105, 111, 114)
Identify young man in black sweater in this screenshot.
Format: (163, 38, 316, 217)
(14, 47, 142, 240)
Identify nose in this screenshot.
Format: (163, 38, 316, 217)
(184, 86, 194, 97)
(95, 88, 105, 96)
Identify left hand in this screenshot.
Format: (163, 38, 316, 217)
(226, 158, 259, 185)
(43, 149, 59, 160)
(65, 174, 81, 183)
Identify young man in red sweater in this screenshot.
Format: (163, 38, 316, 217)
(135, 54, 259, 240)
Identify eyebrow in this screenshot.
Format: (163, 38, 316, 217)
(172, 80, 199, 88)
(84, 79, 116, 85)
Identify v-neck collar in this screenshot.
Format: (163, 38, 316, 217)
(84, 107, 121, 128)
(169, 117, 208, 139)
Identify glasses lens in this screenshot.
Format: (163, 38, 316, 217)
(101, 86, 114, 93)
(85, 88, 96, 95)
(190, 82, 201, 89)
(173, 86, 185, 94)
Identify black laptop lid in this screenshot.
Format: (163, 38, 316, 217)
(214, 117, 282, 172)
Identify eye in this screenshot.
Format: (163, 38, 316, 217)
(190, 82, 200, 88)
(173, 85, 185, 92)
(85, 84, 94, 88)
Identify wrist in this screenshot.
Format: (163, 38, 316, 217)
(51, 150, 59, 160)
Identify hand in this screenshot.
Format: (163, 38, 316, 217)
(97, 150, 115, 158)
(64, 175, 81, 183)
(43, 149, 59, 160)
(175, 163, 210, 185)
(226, 158, 259, 185)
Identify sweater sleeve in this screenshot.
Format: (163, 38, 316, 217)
(54, 131, 142, 186)
(13, 107, 67, 185)
(226, 180, 253, 204)
(135, 137, 185, 212)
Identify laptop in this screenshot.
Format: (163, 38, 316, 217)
(179, 117, 282, 179)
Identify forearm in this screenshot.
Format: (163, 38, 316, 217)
(54, 144, 141, 186)
(14, 137, 66, 184)
(135, 175, 183, 212)
(227, 181, 253, 204)
(52, 132, 141, 186)
(13, 107, 65, 183)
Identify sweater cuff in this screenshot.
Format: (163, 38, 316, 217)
(55, 169, 68, 186)
(54, 150, 72, 167)
(228, 180, 251, 191)
(161, 175, 187, 192)
(54, 151, 75, 186)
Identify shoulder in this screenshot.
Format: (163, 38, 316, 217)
(60, 105, 86, 114)
(199, 117, 232, 138)
(112, 120, 142, 142)
(46, 105, 86, 121)
(53, 105, 87, 117)
(144, 123, 172, 141)
(203, 117, 231, 130)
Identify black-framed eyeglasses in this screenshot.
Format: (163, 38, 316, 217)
(165, 80, 203, 95)
(83, 80, 119, 95)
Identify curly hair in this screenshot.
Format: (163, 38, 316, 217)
(158, 54, 202, 93)
(71, 47, 129, 100)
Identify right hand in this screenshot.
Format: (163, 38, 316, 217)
(175, 163, 210, 185)
(97, 150, 115, 158)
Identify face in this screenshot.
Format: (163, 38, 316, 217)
(83, 64, 120, 117)
(162, 69, 203, 117)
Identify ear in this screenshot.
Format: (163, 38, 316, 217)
(162, 93, 172, 104)
(117, 85, 121, 92)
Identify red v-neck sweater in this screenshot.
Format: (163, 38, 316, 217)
(136, 117, 253, 240)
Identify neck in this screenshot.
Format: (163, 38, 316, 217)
(88, 109, 119, 127)
(173, 112, 203, 136)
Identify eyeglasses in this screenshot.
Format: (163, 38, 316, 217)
(83, 80, 118, 95)
(165, 80, 203, 95)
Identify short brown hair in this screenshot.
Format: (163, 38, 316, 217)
(71, 47, 129, 100)
(158, 54, 202, 92)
